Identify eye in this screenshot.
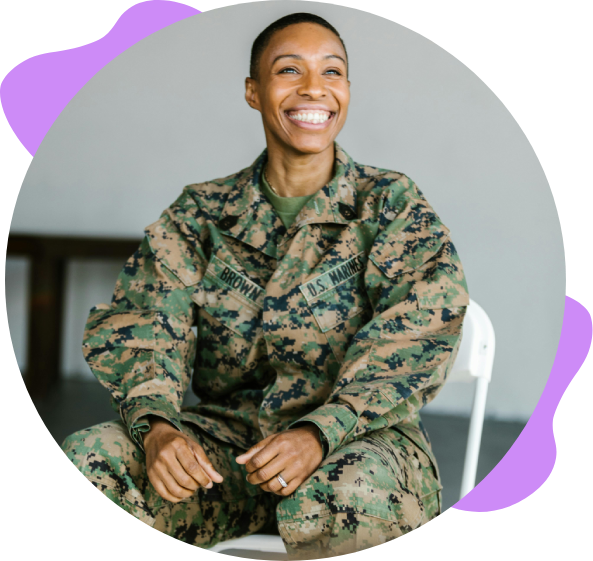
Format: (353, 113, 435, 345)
(325, 69, 342, 76)
(278, 67, 298, 74)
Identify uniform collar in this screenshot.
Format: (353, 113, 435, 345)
(217, 141, 358, 260)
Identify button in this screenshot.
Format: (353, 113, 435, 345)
(219, 215, 239, 230)
(338, 202, 356, 220)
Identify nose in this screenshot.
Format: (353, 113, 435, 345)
(296, 71, 326, 99)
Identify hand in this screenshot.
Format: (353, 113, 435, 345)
(235, 424, 323, 497)
(142, 417, 224, 503)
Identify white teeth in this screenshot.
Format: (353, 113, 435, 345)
(290, 111, 330, 124)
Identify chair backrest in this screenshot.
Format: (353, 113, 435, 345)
(447, 298, 496, 384)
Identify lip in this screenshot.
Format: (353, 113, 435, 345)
(284, 107, 336, 130)
(287, 104, 334, 112)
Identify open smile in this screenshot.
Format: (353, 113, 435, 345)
(285, 109, 335, 129)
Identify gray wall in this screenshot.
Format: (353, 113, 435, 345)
(7, 1, 565, 421)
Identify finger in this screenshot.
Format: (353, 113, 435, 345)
(172, 450, 206, 490)
(176, 445, 212, 489)
(259, 476, 282, 493)
(262, 471, 292, 494)
(235, 443, 264, 466)
(275, 475, 302, 497)
(247, 454, 288, 486)
(154, 463, 194, 500)
(189, 443, 224, 484)
(154, 439, 198, 496)
(260, 462, 300, 493)
(148, 466, 190, 503)
(235, 435, 275, 465)
(245, 440, 281, 475)
(150, 475, 182, 503)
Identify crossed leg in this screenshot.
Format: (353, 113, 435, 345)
(276, 426, 442, 559)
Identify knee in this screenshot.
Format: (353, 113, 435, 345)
(61, 420, 132, 476)
(276, 447, 421, 544)
(277, 454, 374, 530)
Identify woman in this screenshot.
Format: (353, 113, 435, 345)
(62, 12, 469, 559)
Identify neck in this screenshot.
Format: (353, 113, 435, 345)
(263, 137, 335, 198)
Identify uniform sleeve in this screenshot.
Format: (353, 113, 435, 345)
(82, 211, 202, 449)
(290, 180, 470, 458)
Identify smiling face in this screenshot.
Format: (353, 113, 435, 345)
(245, 22, 350, 157)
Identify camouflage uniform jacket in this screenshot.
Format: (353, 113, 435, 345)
(83, 142, 470, 474)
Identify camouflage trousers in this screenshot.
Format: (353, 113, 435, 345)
(61, 420, 441, 559)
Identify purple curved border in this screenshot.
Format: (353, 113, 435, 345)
(1, 1, 591, 513)
(0, 0, 251, 560)
(449, 296, 593, 561)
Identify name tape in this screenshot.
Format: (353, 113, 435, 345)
(299, 251, 366, 302)
(208, 255, 264, 305)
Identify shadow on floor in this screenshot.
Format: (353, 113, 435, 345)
(32, 379, 525, 512)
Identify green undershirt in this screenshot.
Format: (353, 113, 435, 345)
(260, 170, 316, 229)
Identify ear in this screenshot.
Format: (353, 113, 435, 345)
(245, 77, 261, 111)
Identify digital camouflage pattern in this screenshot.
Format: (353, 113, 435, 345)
(277, 423, 442, 559)
(62, 420, 441, 559)
(68, 142, 469, 556)
(62, 419, 279, 543)
(62, 420, 440, 558)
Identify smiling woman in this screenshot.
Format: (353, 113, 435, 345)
(245, 15, 351, 197)
(60, 11, 469, 560)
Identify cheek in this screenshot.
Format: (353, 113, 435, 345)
(335, 101, 349, 128)
(263, 93, 289, 123)
(330, 87, 350, 116)
(261, 103, 282, 130)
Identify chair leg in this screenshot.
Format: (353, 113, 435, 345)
(460, 377, 490, 499)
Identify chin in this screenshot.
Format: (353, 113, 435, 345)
(286, 136, 336, 156)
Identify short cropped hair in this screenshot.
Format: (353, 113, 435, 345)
(249, 13, 348, 80)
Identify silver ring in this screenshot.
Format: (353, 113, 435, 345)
(277, 474, 288, 488)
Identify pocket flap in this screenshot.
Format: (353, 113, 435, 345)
(198, 255, 264, 342)
(302, 270, 370, 333)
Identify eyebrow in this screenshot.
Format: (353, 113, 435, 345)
(272, 54, 347, 66)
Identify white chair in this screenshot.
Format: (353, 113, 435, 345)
(446, 298, 496, 499)
(209, 298, 495, 556)
(209, 534, 288, 556)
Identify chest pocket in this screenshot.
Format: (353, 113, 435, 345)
(299, 253, 373, 364)
(194, 254, 265, 382)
